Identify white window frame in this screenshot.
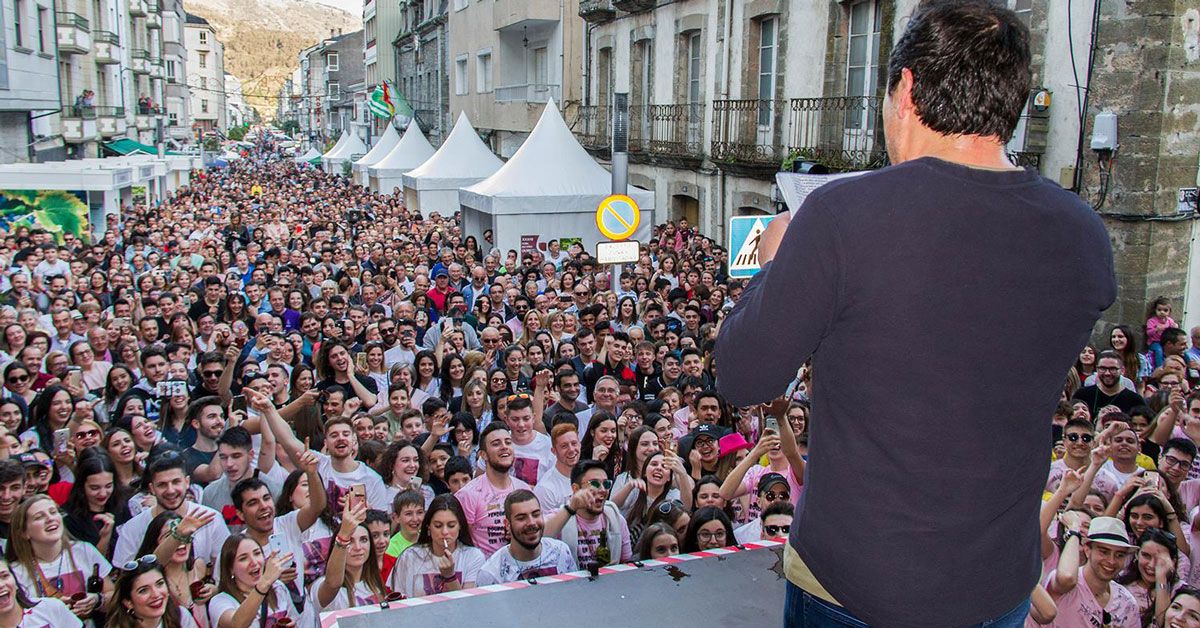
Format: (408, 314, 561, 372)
(37, 6, 47, 53)
(327, 52, 339, 72)
(844, 0, 881, 131)
(328, 82, 340, 101)
(476, 50, 493, 93)
(687, 33, 701, 106)
(198, 30, 207, 45)
(757, 17, 777, 128)
(198, 51, 207, 68)
(455, 54, 468, 95)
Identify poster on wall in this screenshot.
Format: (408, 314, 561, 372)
(0, 189, 91, 244)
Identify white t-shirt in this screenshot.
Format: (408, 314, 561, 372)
(11, 541, 111, 600)
(16, 598, 82, 628)
(114, 503, 230, 567)
(387, 544, 485, 598)
(734, 519, 762, 544)
(533, 467, 572, 514)
(297, 517, 334, 585)
(511, 432, 554, 487)
(207, 581, 298, 627)
(315, 452, 390, 511)
(307, 577, 383, 613)
(475, 538, 578, 586)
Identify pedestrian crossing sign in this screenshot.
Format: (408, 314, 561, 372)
(727, 215, 778, 279)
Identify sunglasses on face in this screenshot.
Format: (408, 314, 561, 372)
(1066, 433, 1094, 443)
(6, 374, 29, 384)
(763, 491, 790, 502)
(202, 369, 224, 378)
(120, 555, 158, 572)
(586, 479, 613, 491)
(763, 525, 791, 536)
(74, 429, 101, 440)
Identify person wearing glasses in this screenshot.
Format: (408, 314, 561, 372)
(1073, 352, 1148, 418)
(544, 460, 631, 571)
(1048, 419, 1121, 505)
(476, 490, 576, 586)
(757, 502, 794, 542)
(0, 557, 83, 627)
(455, 423, 530, 557)
(682, 506, 736, 553)
(1047, 513, 1140, 627)
(7, 495, 113, 624)
(734, 474, 793, 544)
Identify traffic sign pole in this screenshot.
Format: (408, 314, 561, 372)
(610, 93, 630, 292)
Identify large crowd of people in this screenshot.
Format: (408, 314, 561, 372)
(0, 135, 1194, 627)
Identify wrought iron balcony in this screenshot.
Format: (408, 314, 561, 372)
(629, 103, 705, 160)
(572, 104, 610, 154)
(613, 0, 654, 12)
(711, 96, 887, 171)
(579, 0, 616, 23)
(56, 12, 91, 54)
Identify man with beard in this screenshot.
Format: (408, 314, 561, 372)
(1072, 352, 1145, 417)
(113, 454, 230, 565)
(456, 423, 530, 557)
(476, 490, 577, 585)
(544, 460, 632, 571)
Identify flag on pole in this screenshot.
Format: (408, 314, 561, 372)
(388, 80, 414, 120)
(367, 85, 394, 119)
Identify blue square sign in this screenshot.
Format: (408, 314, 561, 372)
(727, 215, 777, 279)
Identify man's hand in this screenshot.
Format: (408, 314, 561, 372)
(758, 214, 791, 265)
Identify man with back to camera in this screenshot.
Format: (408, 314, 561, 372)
(714, 2, 1116, 626)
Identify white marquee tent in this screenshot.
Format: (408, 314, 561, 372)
(351, 123, 401, 187)
(368, 120, 436, 194)
(322, 130, 368, 175)
(402, 112, 503, 218)
(294, 146, 321, 163)
(459, 99, 654, 256)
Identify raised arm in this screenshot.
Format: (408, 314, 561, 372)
(774, 407, 805, 486)
(1149, 389, 1185, 446)
(1048, 511, 1083, 597)
(317, 500, 365, 608)
(295, 447, 326, 532)
(245, 386, 306, 466)
(155, 509, 217, 565)
(715, 203, 841, 407)
(531, 369, 551, 435)
(1040, 469, 1082, 560)
(719, 435, 776, 501)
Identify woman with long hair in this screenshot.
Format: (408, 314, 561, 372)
(411, 350, 440, 399)
(612, 426, 661, 516)
(437, 354, 466, 403)
(275, 469, 336, 588)
(311, 500, 386, 613)
(207, 534, 297, 627)
(158, 379, 194, 449)
(1115, 527, 1181, 626)
(3, 361, 36, 407)
(1110, 324, 1151, 391)
(285, 366, 324, 451)
(68, 340, 110, 394)
(0, 323, 27, 365)
(0, 557, 82, 626)
(579, 412, 621, 478)
(623, 451, 693, 544)
(387, 494, 484, 598)
(456, 379, 492, 432)
(5, 495, 113, 623)
(1114, 491, 1192, 558)
(140, 510, 215, 628)
(63, 453, 128, 557)
(103, 427, 142, 491)
(376, 439, 433, 507)
(23, 384, 73, 452)
(634, 522, 681, 561)
(612, 296, 639, 333)
(102, 364, 137, 416)
(682, 506, 737, 553)
(105, 557, 194, 628)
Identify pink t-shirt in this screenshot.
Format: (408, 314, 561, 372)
(455, 474, 530, 557)
(1046, 459, 1119, 502)
(574, 511, 632, 570)
(1044, 568, 1140, 628)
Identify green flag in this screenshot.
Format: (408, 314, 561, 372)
(367, 85, 394, 119)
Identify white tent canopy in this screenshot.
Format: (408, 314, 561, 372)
(322, 130, 368, 175)
(402, 112, 503, 217)
(459, 99, 654, 256)
(321, 131, 349, 160)
(368, 120, 436, 194)
(294, 146, 321, 163)
(352, 122, 401, 187)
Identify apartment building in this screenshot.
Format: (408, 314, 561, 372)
(160, 0, 190, 145)
(54, 0, 168, 156)
(448, 0, 584, 158)
(225, 71, 246, 128)
(0, 0, 60, 162)
(393, 0, 449, 144)
(316, 30, 363, 139)
(184, 12, 225, 134)
(363, 0, 403, 137)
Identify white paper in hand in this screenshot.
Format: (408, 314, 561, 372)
(775, 171, 868, 216)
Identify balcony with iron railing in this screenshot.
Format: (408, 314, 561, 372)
(613, 0, 654, 12)
(56, 12, 91, 54)
(131, 48, 151, 74)
(93, 31, 120, 64)
(579, 0, 616, 23)
(629, 103, 706, 163)
(572, 104, 610, 155)
(711, 96, 887, 173)
(97, 107, 128, 137)
(495, 83, 561, 104)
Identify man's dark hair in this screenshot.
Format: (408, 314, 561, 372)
(886, 0, 1030, 141)
(507, 395, 533, 413)
(231, 477, 269, 510)
(146, 452, 187, 483)
(1163, 327, 1188, 347)
(479, 421, 511, 446)
(570, 459, 608, 486)
(1096, 350, 1122, 364)
(761, 500, 793, 521)
(421, 397, 447, 417)
(140, 345, 166, 365)
(1063, 418, 1093, 433)
(503, 489, 539, 518)
(443, 455, 473, 480)
(1164, 437, 1198, 462)
(216, 425, 253, 451)
(187, 395, 224, 426)
(0, 459, 23, 486)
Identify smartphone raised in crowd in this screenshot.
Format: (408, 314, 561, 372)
(53, 428, 70, 454)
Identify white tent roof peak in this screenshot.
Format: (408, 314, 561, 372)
(370, 120, 436, 173)
(353, 123, 401, 168)
(326, 131, 368, 160)
(405, 112, 503, 181)
(465, 99, 615, 198)
(322, 131, 349, 157)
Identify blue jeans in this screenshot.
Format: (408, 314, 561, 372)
(784, 582, 1031, 627)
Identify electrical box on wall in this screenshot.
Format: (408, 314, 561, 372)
(1091, 112, 1119, 152)
(1007, 88, 1051, 154)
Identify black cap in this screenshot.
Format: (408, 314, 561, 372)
(757, 472, 789, 494)
(689, 423, 730, 442)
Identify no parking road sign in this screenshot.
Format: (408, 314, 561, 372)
(596, 195, 641, 241)
(727, 215, 778, 279)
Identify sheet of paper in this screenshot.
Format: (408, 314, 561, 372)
(775, 171, 867, 215)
